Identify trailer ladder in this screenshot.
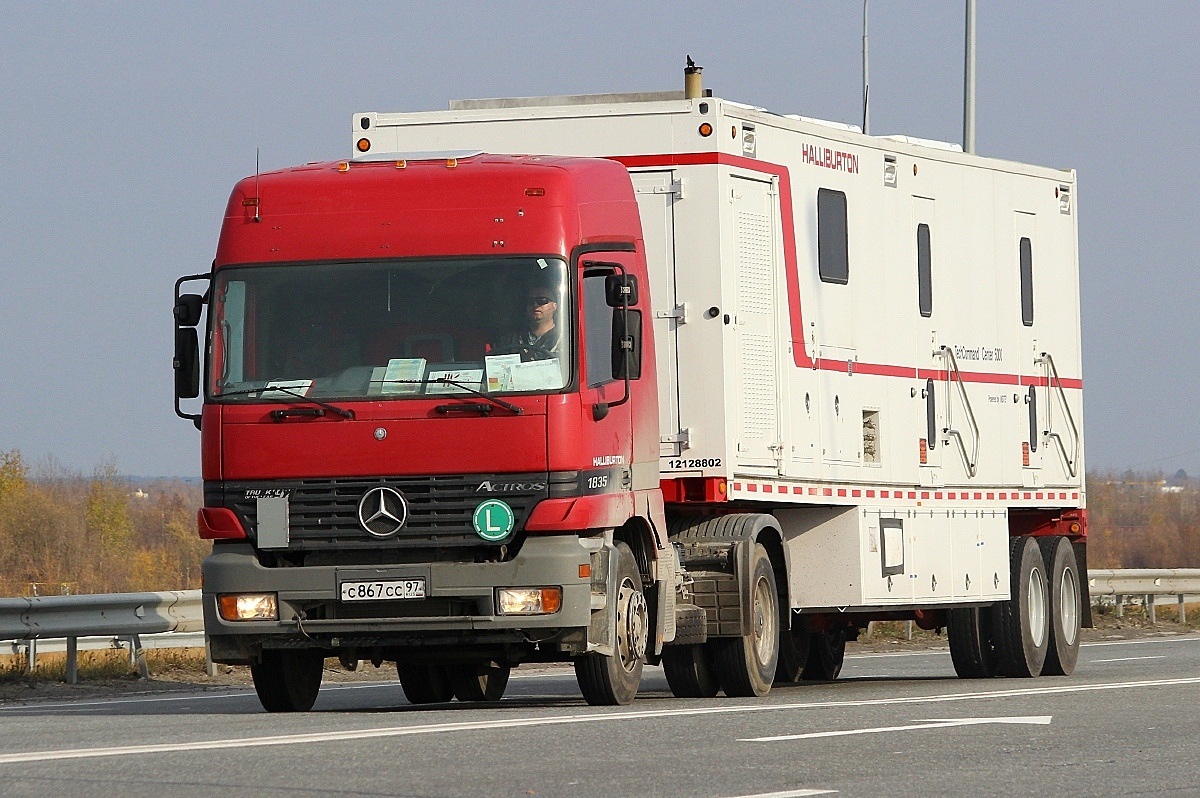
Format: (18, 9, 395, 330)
(1035, 351, 1080, 478)
(935, 345, 979, 478)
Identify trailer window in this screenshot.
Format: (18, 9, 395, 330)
(917, 223, 932, 317)
(817, 188, 849, 284)
(1019, 237, 1034, 326)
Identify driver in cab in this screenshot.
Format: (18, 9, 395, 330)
(493, 279, 561, 360)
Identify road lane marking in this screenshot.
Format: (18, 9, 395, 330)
(0, 675, 1197, 764)
(1090, 655, 1166, 664)
(742, 715, 1051, 742)
(724, 790, 837, 797)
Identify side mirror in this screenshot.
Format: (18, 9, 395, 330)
(174, 328, 200, 399)
(611, 309, 642, 381)
(605, 274, 639, 307)
(174, 294, 204, 327)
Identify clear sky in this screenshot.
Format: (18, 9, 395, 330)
(0, 2, 1196, 478)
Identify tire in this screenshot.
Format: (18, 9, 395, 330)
(1039, 536, 1081, 676)
(447, 662, 511, 702)
(801, 628, 846, 681)
(948, 607, 999, 678)
(662, 645, 720, 698)
(399, 662, 454, 705)
(575, 542, 647, 706)
(993, 535, 1050, 678)
(251, 649, 325, 713)
(775, 626, 813, 684)
(712, 544, 779, 697)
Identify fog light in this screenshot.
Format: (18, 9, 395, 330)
(496, 587, 562, 615)
(218, 593, 278, 621)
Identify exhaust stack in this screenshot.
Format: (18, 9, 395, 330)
(684, 56, 703, 99)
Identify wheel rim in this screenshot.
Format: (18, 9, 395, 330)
(615, 577, 648, 673)
(751, 575, 777, 665)
(1059, 566, 1079, 646)
(1027, 565, 1047, 648)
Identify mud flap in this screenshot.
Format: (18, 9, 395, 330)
(585, 540, 617, 657)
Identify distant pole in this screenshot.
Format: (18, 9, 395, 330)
(862, 0, 870, 135)
(963, 0, 976, 153)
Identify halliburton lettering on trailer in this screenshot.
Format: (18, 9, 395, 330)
(801, 142, 860, 174)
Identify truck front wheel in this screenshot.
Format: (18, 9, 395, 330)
(399, 662, 455, 705)
(251, 649, 324, 712)
(575, 542, 647, 706)
(448, 662, 511, 702)
(712, 543, 779, 697)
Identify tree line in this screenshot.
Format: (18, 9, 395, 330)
(0, 449, 1195, 596)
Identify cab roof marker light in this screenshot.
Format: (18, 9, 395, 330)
(337, 161, 350, 172)
(356, 137, 371, 153)
(446, 158, 458, 168)
(396, 160, 407, 169)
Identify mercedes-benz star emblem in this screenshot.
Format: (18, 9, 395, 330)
(357, 486, 408, 537)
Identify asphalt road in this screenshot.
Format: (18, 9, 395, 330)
(0, 635, 1197, 798)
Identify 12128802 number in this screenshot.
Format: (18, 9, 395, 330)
(666, 458, 722, 469)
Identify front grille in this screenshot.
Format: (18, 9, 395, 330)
(213, 474, 549, 551)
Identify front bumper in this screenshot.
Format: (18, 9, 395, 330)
(203, 535, 596, 663)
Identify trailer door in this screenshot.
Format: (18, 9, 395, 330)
(631, 171, 685, 457)
(914, 196, 944, 482)
(731, 175, 783, 472)
(1014, 211, 1045, 485)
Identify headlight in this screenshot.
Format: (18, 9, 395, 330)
(217, 593, 278, 621)
(496, 587, 562, 615)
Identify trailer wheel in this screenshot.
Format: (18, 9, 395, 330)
(575, 542, 647, 705)
(251, 649, 324, 713)
(712, 544, 779, 697)
(447, 662, 511, 702)
(775, 625, 812, 684)
(399, 662, 455, 705)
(948, 607, 998, 678)
(662, 645, 720, 698)
(801, 629, 846, 681)
(993, 535, 1050, 677)
(1039, 536, 1081, 676)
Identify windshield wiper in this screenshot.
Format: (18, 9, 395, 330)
(214, 386, 355, 420)
(429, 378, 523, 415)
(378, 377, 523, 415)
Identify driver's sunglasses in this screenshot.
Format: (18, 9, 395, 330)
(527, 296, 553, 307)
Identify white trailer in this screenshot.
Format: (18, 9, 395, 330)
(353, 73, 1086, 685)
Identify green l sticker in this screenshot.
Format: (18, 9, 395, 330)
(472, 499, 515, 542)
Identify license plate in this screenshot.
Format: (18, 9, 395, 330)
(339, 579, 426, 602)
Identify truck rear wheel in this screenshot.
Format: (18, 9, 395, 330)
(447, 662, 511, 702)
(575, 542, 647, 706)
(801, 629, 846, 680)
(399, 662, 455, 705)
(948, 607, 999, 678)
(712, 544, 779, 697)
(775, 625, 813, 684)
(993, 535, 1050, 677)
(662, 644, 720, 698)
(251, 649, 324, 713)
(1039, 536, 1081, 676)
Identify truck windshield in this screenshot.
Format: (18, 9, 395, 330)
(208, 258, 572, 401)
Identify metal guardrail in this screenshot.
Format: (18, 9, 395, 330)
(0, 590, 202, 682)
(1087, 568, 1200, 624)
(0, 571, 1197, 684)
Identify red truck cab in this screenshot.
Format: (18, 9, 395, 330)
(175, 153, 667, 709)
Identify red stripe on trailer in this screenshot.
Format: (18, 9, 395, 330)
(838, 489, 847, 497)
(763, 484, 774, 493)
(747, 484, 758, 492)
(823, 488, 833, 496)
(852, 489, 862, 497)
